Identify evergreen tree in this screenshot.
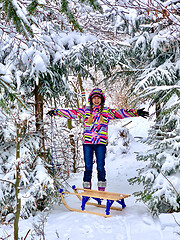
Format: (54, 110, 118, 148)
(129, 105, 180, 215)
(0, 0, 109, 226)
(110, 0, 180, 215)
(65, 40, 133, 85)
(0, 102, 58, 220)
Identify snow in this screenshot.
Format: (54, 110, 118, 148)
(32, 54, 47, 74)
(12, 0, 29, 26)
(0, 63, 12, 84)
(1, 117, 179, 240)
(15, 70, 22, 91)
(0, 63, 7, 75)
(176, 59, 180, 71)
(0, 189, 3, 199)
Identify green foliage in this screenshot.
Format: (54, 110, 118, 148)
(0, 131, 59, 219)
(60, 0, 102, 31)
(61, 0, 83, 31)
(66, 40, 132, 85)
(0, 0, 102, 39)
(0, 74, 26, 113)
(0, 0, 34, 38)
(0, 98, 10, 114)
(39, 63, 74, 105)
(79, 0, 103, 12)
(27, 0, 39, 14)
(129, 111, 180, 215)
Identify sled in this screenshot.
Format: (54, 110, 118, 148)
(60, 185, 130, 217)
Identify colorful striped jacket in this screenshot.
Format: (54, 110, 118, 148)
(54, 88, 139, 145)
(54, 105, 138, 146)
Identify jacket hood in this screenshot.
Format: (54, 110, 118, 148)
(88, 88, 105, 105)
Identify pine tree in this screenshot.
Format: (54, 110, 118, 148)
(0, 104, 58, 222)
(65, 40, 133, 85)
(112, 0, 180, 215)
(0, 0, 108, 227)
(129, 106, 180, 215)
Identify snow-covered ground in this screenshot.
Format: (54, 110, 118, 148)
(1, 117, 180, 240)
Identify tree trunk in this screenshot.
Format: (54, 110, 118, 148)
(35, 80, 45, 155)
(67, 116, 77, 172)
(14, 123, 21, 240)
(155, 102, 161, 119)
(67, 74, 85, 173)
(77, 74, 85, 107)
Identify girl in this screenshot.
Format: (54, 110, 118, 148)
(47, 88, 149, 191)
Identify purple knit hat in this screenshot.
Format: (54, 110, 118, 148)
(88, 88, 105, 105)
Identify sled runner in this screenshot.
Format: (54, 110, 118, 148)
(60, 185, 130, 217)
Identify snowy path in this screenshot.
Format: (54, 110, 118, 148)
(42, 183, 179, 240)
(42, 140, 179, 240)
(46, 211, 130, 240)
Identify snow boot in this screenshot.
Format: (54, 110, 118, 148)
(83, 181, 91, 189)
(98, 181, 106, 191)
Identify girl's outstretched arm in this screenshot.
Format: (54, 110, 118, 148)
(107, 108, 138, 120)
(107, 108, 149, 120)
(47, 108, 85, 119)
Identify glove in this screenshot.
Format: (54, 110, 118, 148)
(46, 110, 56, 116)
(137, 108, 149, 118)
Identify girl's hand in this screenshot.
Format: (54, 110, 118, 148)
(137, 108, 149, 118)
(46, 110, 55, 116)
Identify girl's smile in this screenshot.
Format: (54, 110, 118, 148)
(92, 96, 101, 106)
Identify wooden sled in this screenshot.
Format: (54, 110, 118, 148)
(60, 185, 130, 217)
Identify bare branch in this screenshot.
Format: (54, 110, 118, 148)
(0, 178, 15, 186)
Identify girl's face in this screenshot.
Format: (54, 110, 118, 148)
(92, 96, 101, 106)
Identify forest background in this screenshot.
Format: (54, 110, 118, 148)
(0, 0, 179, 239)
